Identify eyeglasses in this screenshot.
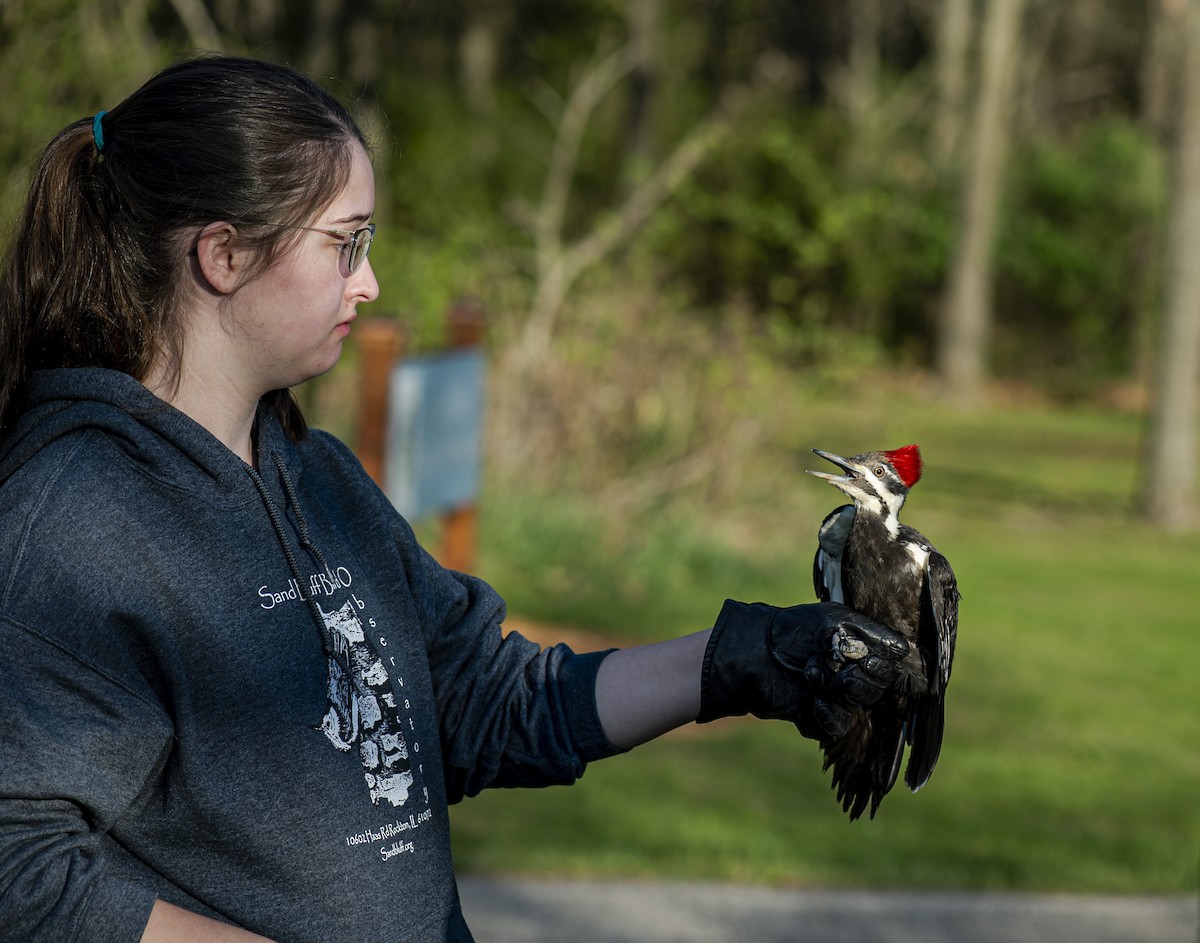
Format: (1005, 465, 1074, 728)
(293, 223, 375, 275)
(260, 222, 374, 275)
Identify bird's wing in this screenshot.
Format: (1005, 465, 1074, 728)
(903, 550, 960, 793)
(813, 504, 855, 604)
(923, 550, 959, 698)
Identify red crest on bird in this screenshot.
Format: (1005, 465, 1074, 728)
(884, 444, 923, 488)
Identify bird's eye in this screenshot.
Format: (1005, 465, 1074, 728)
(874, 465, 885, 477)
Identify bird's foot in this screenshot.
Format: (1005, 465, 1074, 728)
(832, 626, 869, 662)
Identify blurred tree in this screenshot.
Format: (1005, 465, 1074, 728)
(622, 0, 663, 181)
(516, 42, 638, 363)
(165, 0, 221, 49)
(836, 0, 883, 128)
(460, 0, 510, 117)
(932, 0, 972, 162)
(512, 38, 765, 366)
(936, 0, 1028, 402)
(1143, 0, 1200, 529)
(1140, 0, 1186, 140)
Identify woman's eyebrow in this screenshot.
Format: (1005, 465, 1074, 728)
(326, 212, 373, 227)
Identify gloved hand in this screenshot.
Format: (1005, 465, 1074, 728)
(697, 599, 909, 740)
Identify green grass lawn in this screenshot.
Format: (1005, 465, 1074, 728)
(448, 385, 1200, 893)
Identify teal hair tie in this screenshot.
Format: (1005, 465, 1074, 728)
(92, 110, 107, 152)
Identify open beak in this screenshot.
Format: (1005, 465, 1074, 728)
(806, 449, 862, 485)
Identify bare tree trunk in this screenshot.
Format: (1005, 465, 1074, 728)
(305, 0, 341, 75)
(837, 0, 883, 128)
(461, 0, 510, 116)
(1132, 0, 1187, 385)
(933, 0, 973, 162)
(210, 0, 276, 48)
(1143, 0, 1200, 530)
(624, 0, 663, 180)
(935, 0, 1028, 402)
(1141, 0, 1188, 140)
(164, 0, 223, 51)
(246, 0, 277, 42)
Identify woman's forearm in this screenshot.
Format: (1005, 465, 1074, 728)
(593, 629, 711, 750)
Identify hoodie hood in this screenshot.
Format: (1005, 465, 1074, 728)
(0, 368, 298, 507)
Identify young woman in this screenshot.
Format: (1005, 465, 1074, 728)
(0, 55, 908, 943)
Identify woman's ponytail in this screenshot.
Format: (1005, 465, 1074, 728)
(0, 118, 149, 435)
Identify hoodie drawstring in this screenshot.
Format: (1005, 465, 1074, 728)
(244, 457, 349, 680)
(272, 451, 331, 575)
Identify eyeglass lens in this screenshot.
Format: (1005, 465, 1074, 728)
(349, 224, 375, 274)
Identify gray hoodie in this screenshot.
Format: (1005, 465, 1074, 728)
(0, 368, 617, 942)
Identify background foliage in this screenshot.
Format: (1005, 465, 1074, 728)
(0, 0, 1176, 400)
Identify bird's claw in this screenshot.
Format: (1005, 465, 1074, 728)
(832, 626, 869, 662)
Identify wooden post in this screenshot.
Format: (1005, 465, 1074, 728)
(440, 299, 487, 573)
(355, 318, 405, 487)
(445, 296, 487, 349)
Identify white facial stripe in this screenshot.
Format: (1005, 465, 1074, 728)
(881, 490, 906, 535)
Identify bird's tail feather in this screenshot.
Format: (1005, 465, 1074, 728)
(822, 713, 906, 821)
(904, 700, 945, 792)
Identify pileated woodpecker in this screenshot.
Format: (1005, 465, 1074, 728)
(806, 444, 959, 820)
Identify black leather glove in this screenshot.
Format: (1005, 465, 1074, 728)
(697, 599, 909, 740)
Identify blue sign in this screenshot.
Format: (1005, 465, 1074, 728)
(384, 349, 485, 521)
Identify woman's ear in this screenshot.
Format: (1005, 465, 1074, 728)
(194, 221, 249, 295)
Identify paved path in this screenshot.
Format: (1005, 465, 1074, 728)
(458, 876, 1198, 943)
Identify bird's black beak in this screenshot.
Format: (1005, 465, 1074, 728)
(806, 449, 861, 485)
